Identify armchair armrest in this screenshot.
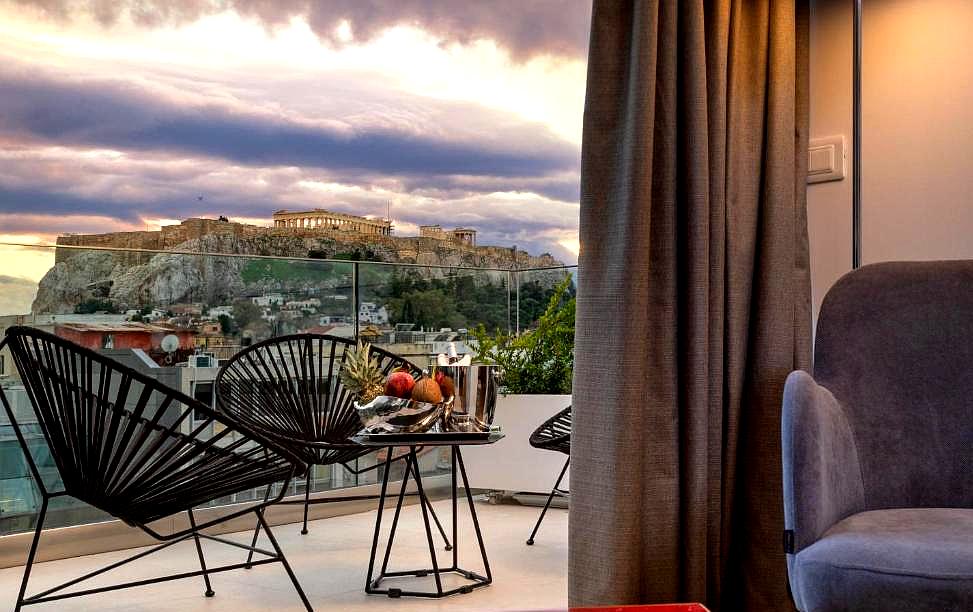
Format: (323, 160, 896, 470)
(782, 370, 865, 554)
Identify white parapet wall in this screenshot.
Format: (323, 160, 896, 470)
(461, 394, 571, 495)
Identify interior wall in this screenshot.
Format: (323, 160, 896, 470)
(808, 0, 854, 320)
(808, 0, 973, 319)
(861, 0, 973, 264)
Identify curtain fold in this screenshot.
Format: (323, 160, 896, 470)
(570, 1, 811, 610)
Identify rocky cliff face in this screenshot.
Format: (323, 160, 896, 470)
(32, 251, 119, 314)
(33, 226, 568, 314)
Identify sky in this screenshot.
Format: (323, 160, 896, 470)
(0, 0, 590, 314)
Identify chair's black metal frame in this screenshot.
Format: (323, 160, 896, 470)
(215, 333, 450, 548)
(525, 405, 571, 546)
(366, 445, 491, 598)
(0, 327, 312, 611)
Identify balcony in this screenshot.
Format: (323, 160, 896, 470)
(0, 242, 574, 611)
(0, 499, 568, 611)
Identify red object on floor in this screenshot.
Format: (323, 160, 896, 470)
(526, 605, 710, 612)
(571, 606, 709, 612)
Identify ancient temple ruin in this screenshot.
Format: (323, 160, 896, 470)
(272, 209, 392, 236)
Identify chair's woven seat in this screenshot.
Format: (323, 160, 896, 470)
(529, 405, 571, 455)
(215, 333, 456, 542)
(216, 333, 424, 468)
(525, 405, 571, 546)
(5, 327, 299, 528)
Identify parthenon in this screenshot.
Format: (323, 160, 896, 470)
(272, 209, 392, 236)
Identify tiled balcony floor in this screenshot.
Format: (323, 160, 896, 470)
(0, 498, 567, 611)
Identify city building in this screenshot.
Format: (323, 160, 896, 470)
(357, 301, 389, 325)
(206, 305, 234, 319)
(54, 322, 196, 352)
(251, 293, 285, 307)
(284, 298, 321, 311)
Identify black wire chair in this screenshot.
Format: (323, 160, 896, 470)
(215, 333, 450, 547)
(525, 405, 571, 546)
(0, 326, 312, 611)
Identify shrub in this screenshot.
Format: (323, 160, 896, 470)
(472, 274, 575, 395)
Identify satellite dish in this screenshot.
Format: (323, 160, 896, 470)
(161, 334, 180, 353)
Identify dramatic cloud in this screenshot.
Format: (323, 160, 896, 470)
(0, 1, 586, 270)
(0, 184, 266, 223)
(10, 0, 591, 60)
(0, 213, 139, 236)
(0, 67, 578, 180)
(0, 142, 579, 262)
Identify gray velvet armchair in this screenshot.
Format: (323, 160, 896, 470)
(782, 261, 973, 612)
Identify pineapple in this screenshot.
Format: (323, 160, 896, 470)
(340, 341, 385, 404)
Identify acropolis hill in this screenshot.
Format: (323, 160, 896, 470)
(36, 212, 566, 314)
(55, 212, 563, 270)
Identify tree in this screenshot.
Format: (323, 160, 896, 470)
(388, 288, 466, 330)
(218, 314, 235, 334)
(472, 274, 575, 394)
(74, 299, 119, 314)
(231, 299, 262, 330)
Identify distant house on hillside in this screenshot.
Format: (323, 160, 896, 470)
(54, 322, 195, 352)
(358, 302, 389, 325)
(284, 298, 321, 311)
(252, 293, 285, 307)
(207, 305, 234, 319)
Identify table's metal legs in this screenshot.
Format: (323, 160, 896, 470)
(284, 457, 451, 550)
(364, 451, 395, 593)
(456, 446, 492, 585)
(365, 446, 491, 598)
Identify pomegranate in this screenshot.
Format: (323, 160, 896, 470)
(434, 370, 455, 400)
(384, 370, 416, 399)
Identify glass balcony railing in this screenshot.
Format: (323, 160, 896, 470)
(0, 242, 577, 537)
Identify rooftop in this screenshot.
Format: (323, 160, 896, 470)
(52, 322, 184, 334)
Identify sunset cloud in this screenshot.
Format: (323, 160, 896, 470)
(10, 0, 591, 61)
(0, 65, 578, 179)
(0, 0, 587, 300)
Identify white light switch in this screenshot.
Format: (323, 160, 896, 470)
(807, 135, 845, 184)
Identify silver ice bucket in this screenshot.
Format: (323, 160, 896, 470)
(440, 364, 499, 432)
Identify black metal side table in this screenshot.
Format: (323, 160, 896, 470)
(353, 431, 504, 598)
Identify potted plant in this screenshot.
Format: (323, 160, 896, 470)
(461, 275, 574, 494)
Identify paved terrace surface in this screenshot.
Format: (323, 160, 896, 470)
(0, 498, 567, 611)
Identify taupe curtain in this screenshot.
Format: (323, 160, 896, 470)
(570, 1, 811, 611)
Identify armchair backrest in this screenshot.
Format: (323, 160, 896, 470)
(215, 334, 422, 463)
(2, 326, 300, 527)
(813, 260, 973, 509)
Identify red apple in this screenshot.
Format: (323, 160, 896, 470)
(434, 370, 455, 399)
(385, 370, 416, 399)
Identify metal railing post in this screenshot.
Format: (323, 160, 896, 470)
(514, 246, 522, 334)
(515, 268, 521, 335)
(353, 261, 360, 340)
(507, 270, 513, 334)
